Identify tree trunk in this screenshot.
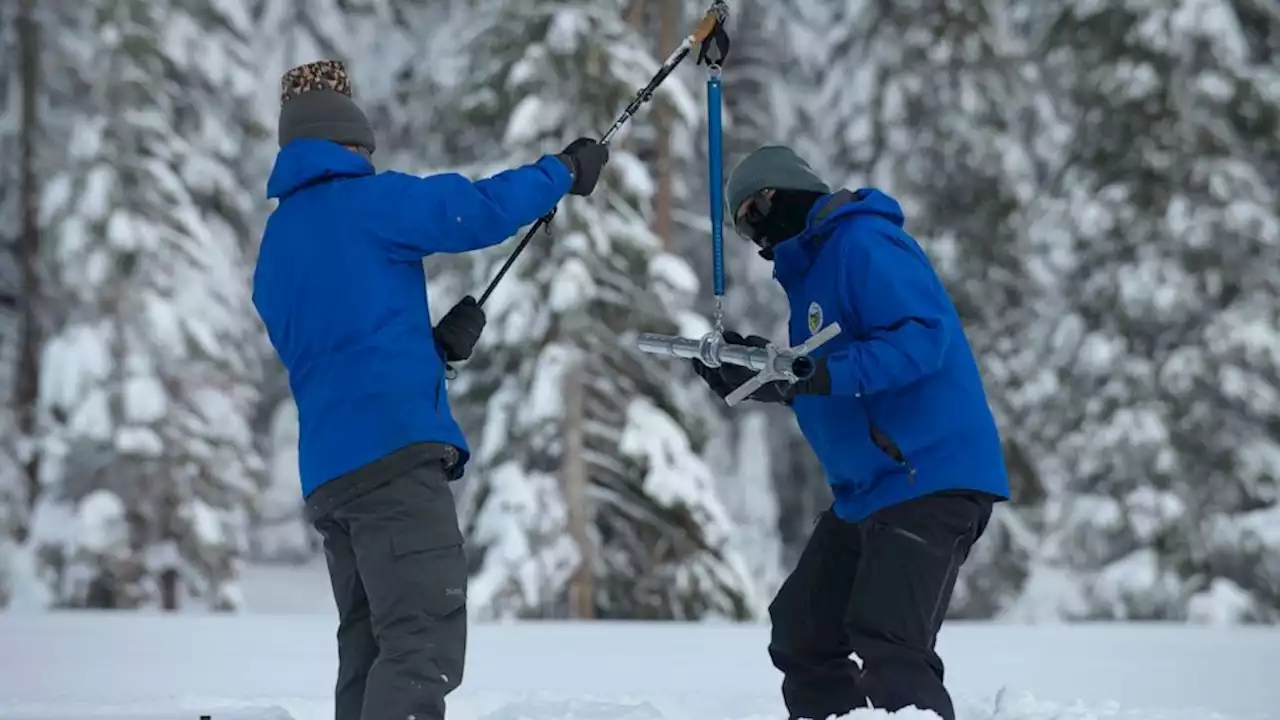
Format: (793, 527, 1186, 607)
(160, 569, 179, 611)
(652, 0, 677, 249)
(15, 0, 42, 520)
(625, 0, 646, 32)
(620, 1, 649, 160)
(561, 361, 593, 619)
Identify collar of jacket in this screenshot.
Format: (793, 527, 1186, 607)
(771, 189, 864, 286)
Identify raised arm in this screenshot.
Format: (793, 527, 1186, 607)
(369, 155, 572, 261)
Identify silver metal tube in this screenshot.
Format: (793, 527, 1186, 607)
(634, 333, 700, 358)
(635, 332, 770, 372)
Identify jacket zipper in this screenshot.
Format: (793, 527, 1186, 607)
(868, 422, 917, 483)
(433, 367, 445, 410)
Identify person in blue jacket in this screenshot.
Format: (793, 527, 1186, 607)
(691, 146, 1010, 720)
(251, 60, 609, 720)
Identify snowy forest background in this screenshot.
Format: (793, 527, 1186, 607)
(0, 0, 1277, 623)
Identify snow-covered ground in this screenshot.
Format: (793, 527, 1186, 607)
(3, 602, 1278, 720)
(238, 559, 335, 614)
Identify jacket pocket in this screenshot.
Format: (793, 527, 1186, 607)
(868, 422, 917, 482)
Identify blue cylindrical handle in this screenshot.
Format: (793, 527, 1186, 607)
(706, 74, 725, 298)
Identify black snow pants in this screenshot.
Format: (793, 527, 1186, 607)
(767, 490, 994, 720)
(305, 443, 468, 720)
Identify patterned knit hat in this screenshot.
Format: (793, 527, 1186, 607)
(277, 59, 376, 153)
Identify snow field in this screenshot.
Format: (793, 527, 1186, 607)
(2, 612, 1277, 720)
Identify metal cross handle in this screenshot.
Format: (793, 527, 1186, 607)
(634, 322, 842, 406)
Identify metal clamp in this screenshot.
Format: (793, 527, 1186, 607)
(635, 322, 841, 406)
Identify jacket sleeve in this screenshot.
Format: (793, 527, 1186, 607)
(821, 223, 952, 397)
(369, 154, 573, 261)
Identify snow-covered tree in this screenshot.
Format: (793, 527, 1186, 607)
(23, 0, 267, 610)
(0, 0, 70, 608)
(702, 0, 832, 576)
(1027, 0, 1280, 622)
(0, 0, 23, 560)
(442, 0, 758, 620)
(363, 0, 492, 166)
(0, 1, 20, 409)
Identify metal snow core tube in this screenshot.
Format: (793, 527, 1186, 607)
(635, 332, 818, 380)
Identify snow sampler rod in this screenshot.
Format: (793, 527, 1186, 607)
(476, 1, 731, 308)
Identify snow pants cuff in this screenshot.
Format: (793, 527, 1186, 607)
(313, 452, 468, 720)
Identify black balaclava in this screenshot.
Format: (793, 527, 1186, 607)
(741, 189, 826, 260)
(725, 145, 831, 261)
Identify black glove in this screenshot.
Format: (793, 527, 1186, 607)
(433, 295, 485, 362)
(690, 331, 796, 404)
(556, 137, 610, 196)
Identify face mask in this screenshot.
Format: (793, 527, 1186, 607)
(733, 189, 824, 259)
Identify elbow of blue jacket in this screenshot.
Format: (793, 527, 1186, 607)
(916, 318, 951, 375)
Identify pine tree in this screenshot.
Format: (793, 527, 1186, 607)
(616, 0, 791, 599)
(0, 0, 70, 608)
(367, 0, 492, 166)
(0, 0, 23, 570)
(24, 0, 267, 610)
(1032, 0, 1280, 621)
(0, 0, 19, 406)
(0, 0, 25, 606)
(444, 0, 758, 620)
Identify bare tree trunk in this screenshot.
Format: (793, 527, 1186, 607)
(652, 0, 677, 249)
(561, 361, 593, 619)
(160, 569, 179, 610)
(15, 0, 42, 522)
(625, 0, 646, 32)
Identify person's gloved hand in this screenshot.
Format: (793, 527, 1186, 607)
(556, 137, 610, 196)
(690, 331, 795, 404)
(433, 295, 485, 363)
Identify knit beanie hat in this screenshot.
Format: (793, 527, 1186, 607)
(278, 59, 377, 153)
(725, 145, 830, 215)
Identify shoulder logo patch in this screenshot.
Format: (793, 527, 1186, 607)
(807, 301, 823, 335)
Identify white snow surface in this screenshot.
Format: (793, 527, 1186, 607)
(1, 605, 1277, 720)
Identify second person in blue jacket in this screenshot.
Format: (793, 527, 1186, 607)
(251, 60, 610, 720)
(692, 146, 1010, 720)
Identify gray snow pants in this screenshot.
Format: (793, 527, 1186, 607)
(306, 443, 468, 720)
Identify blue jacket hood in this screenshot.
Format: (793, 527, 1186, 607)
(809, 188, 905, 232)
(772, 189, 905, 282)
(266, 139, 375, 199)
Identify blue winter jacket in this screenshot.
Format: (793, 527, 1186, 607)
(771, 189, 1010, 522)
(252, 139, 572, 497)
